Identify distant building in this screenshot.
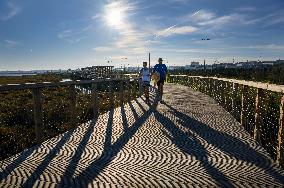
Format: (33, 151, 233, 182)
(275, 59, 284, 64)
(185, 62, 200, 70)
(262, 61, 275, 66)
(78, 66, 114, 79)
(191, 62, 199, 66)
(224, 63, 237, 69)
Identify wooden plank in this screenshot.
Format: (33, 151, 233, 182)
(224, 81, 231, 111)
(0, 78, 132, 92)
(204, 78, 209, 94)
(219, 80, 224, 101)
(91, 83, 99, 118)
(276, 94, 284, 166)
(231, 83, 238, 115)
(32, 88, 44, 144)
(240, 85, 248, 126)
(169, 75, 284, 93)
(208, 78, 213, 96)
(253, 88, 264, 142)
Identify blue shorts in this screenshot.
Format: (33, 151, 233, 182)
(142, 81, 151, 87)
(157, 79, 165, 86)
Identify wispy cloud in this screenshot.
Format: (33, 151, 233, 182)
(91, 14, 101, 20)
(1, 2, 21, 21)
(4, 40, 19, 47)
(57, 24, 91, 43)
(191, 10, 216, 22)
(93, 46, 114, 52)
(240, 44, 284, 51)
(236, 7, 256, 12)
(158, 47, 222, 54)
(262, 12, 284, 26)
(198, 13, 244, 27)
(229, 11, 284, 27)
(145, 15, 164, 23)
(165, 0, 189, 4)
(156, 25, 198, 37)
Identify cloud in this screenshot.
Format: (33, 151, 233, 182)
(243, 44, 284, 51)
(93, 46, 114, 52)
(105, 0, 138, 14)
(165, 0, 189, 4)
(156, 25, 198, 37)
(158, 47, 221, 54)
(236, 7, 256, 12)
(145, 15, 164, 23)
(57, 25, 91, 43)
(198, 13, 244, 27)
(1, 2, 21, 21)
(236, 11, 284, 26)
(4, 40, 19, 47)
(91, 14, 101, 20)
(191, 10, 216, 22)
(262, 12, 284, 26)
(178, 10, 246, 31)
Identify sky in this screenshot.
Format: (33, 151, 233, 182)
(0, 0, 284, 70)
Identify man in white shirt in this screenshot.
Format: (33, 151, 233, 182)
(140, 62, 151, 102)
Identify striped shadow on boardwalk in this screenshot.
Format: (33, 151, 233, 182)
(1, 83, 284, 187)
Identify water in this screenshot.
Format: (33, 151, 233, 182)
(61, 78, 72, 82)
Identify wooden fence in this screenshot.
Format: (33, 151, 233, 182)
(0, 78, 142, 145)
(168, 75, 284, 168)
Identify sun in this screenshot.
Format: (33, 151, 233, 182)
(104, 2, 125, 28)
(107, 8, 123, 27)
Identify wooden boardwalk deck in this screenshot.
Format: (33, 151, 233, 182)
(1, 84, 284, 187)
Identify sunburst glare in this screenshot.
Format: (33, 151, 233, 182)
(105, 2, 125, 28)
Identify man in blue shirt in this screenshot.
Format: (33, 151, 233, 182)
(153, 57, 167, 102)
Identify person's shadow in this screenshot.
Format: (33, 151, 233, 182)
(153, 110, 236, 187)
(162, 102, 284, 185)
(58, 94, 160, 186)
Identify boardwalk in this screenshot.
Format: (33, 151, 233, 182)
(1, 84, 284, 187)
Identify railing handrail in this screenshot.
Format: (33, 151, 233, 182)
(169, 74, 284, 168)
(0, 77, 142, 146)
(0, 77, 140, 92)
(170, 75, 284, 93)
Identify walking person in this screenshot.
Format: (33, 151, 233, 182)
(140, 61, 151, 103)
(153, 58, 167, 102)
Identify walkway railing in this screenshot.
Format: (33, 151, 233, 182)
(0, 78, 142, 160)
(168, 75, 284, 168)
